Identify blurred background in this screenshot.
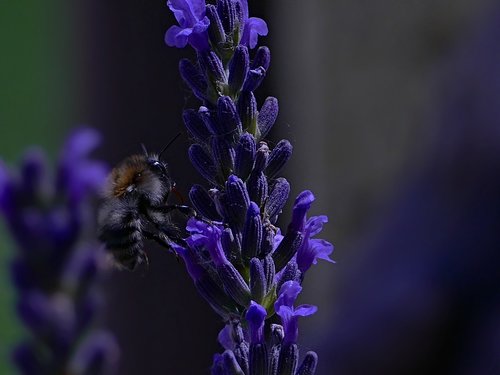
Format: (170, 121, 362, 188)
(1, 0, 499, 374)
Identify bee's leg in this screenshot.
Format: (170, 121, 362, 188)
(154, 204, 196, 216)
(142, 229, 181, 260)
(154, 204, 218, 226)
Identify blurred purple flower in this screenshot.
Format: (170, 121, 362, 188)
(0, 128, 118, 374)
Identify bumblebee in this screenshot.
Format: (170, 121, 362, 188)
(98, 141, 192, 270)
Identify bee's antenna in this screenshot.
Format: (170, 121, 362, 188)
(158, 132, 182, 159)
(140, 143, 148, 156)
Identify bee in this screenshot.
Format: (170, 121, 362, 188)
(98, 136, 193, 270)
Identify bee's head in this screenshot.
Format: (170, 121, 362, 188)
(110, 154, 171, 205)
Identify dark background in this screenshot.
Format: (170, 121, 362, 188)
(1, 1, 499, 374)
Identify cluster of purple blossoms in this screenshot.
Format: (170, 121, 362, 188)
(165, 0, 334, 374)
(0, 129, 119, 375)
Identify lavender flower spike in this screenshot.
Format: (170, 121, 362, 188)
(0, 128, 119, 374)
(165, 1, 332, 373)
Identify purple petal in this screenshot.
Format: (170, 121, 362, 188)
(275, 280, 302, 310)
(168, 0, 206, 26)
(310, 239, 335, 264)
(289, 190, 315, 232)
(166, 0, 210, 50)
(305, 215, 328, 237)
(175, 244, 206, 281)
(217, 324, 234, 350)
(186, 217, 210, 233)
(246, 301, 267, 343)
(241, 17, 268, 49)
(296, 238, 335, 273)
(165, 25, 191, 48)
(186, 220, 228, 266)
(61, 128, 101, 162)
(294, 304, 318, 317)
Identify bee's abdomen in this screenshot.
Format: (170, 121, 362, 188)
(98, 198, 146, 270)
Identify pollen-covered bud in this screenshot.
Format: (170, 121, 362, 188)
(217, 0, 237, 34)
(257, 96, 279, 139)
(254, 142, 270, 173)
(225, 175, 251, 226)
(266, 139, 292, 179)
(221, 227, 242, 263)
(179, 58, 208, 102)
(234, 342, 250, 375)
(297, 351, 319, 375)
(249, 258, 266, 303)
(242, 202, 263, 261)
(266, 178, 290, 224)
(276, 260, 301, 292)
(218, 96, 243, 136)
(218, 263, 251, 306)
(277, 343, 299, 375)
(183, 109, 211, 143)
(234, 133, 256, 180)
(229, 46, 250, 96)
(238, 91, 258, 134)
(269, 344, 280, 375)
(212, 136, 235, 179)
(252, 46, 271, 72)
(243, 66, 266, 92)
(262, 255, 276, 292)
(188, 144, 218, 185)
(260, 223, 275, 257)
(189, 185, 222, 221)
(206, 4, 226, 47)
(198, 106, 219, 136)
(249, 343, 268, 375)
(247, 171, 268, 208)
(199, 50, 227, 85)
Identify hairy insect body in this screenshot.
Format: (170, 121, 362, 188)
(98, 152, 184, 270)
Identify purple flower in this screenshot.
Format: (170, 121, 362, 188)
(186, 218, 228, 266)
(165, 0, 210, 50)
(275, 281, 317, 345)
(289, 190, 315, 232)
(296, 215, 335, 273)
(246, 301, 267, 344)
(57, 128, 108, 206)
(239, 0, 268, 49)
